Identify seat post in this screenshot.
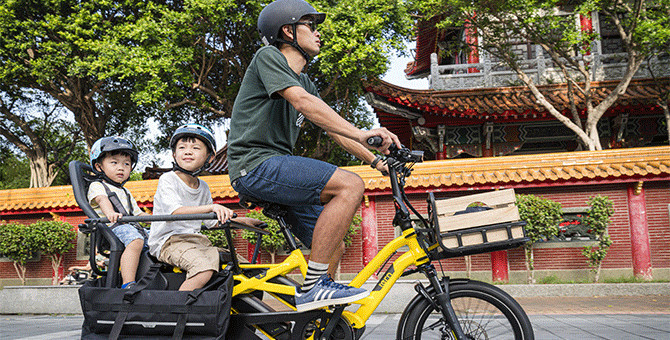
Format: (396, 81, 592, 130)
(277, 216, 299, 251)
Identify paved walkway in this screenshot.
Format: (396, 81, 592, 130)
(515, 294, 670, 314)
(2, 295, 669, 339)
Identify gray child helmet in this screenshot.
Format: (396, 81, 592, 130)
(257, 0, 325, 60)
(89, 136, 139, 186)
(170, 124, 217, 177)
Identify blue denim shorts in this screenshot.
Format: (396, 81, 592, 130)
(231, 155, 337, 247)
(112, 223, 148, 247)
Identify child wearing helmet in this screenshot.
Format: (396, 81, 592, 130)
(147, 124, 235, 291)
(228, 0, 401, 312)
(88, 136, 149, 289)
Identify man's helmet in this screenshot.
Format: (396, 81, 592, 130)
(170, 124, 217, 154)
(257, 0, 326, 46)
(90, 136, 139, 168)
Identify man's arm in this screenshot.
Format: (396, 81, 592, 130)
(278, 86, 401, 153)
(328, 132, 389, 174)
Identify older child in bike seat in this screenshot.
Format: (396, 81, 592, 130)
(147, 124, 235, 291)
(88, 136, 149, 289)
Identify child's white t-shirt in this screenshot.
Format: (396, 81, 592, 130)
(147, 171, 217, 257)
(87, 181, 143, 225)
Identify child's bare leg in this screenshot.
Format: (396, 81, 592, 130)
(120, 238, 143, 285)
(179, 270, 214, 291)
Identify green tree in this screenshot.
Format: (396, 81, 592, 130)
(0, 91, 85, 187)
(581, 195, 614, 282)
(516, 194, 562, 284)
(31, 219, 77, 285)
(418, 0, 670, 151)
(0, 222, 38, 285)
(0, 0, 158, 149)
(74, 0, 413, 161)
(0, 146, 30, 189)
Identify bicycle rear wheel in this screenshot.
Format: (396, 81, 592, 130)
(398, 280, 534, 340)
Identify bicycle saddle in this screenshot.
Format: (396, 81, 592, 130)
(238, 194, 288, 220)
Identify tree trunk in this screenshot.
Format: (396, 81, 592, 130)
(50, 254, 63, 285)
(28, 151, 58, 188)
(12, 262, 27, 285)
(594, 262, 602, 283)
(524, 247, 536, 284)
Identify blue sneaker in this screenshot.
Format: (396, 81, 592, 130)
(295, 274, 369, 312)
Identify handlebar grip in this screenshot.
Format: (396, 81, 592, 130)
(367, 136, 383, 147)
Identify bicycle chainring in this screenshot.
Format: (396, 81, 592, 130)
(301, 314, 355, 340)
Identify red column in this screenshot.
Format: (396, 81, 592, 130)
(361, 196, 379, 266)
(465, 17, 479, 73)
(627, 182, 653, 280)
(436, 144, 446, 160)
(579, 12, 593, 55)
(491, 251, 509, 282)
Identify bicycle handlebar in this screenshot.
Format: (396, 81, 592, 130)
(86, 212, 235, 225)
(366, 136, 424, 164)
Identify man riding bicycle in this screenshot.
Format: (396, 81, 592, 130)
(228, 0, 400, 312)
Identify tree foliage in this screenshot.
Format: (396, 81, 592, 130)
(516, 194, 563, 283)
(0, 0, 156, 147)
(0, 222, 38, 285)
(240, 210, 361, 263)
(1, 0, 413, 166)
(0, 90, 86, 187)
(31, 219, 77, 285)
(417, 0, 670, 151)
(581, 195, 614, 282)
(0, 146, 30, 189)
(72, 0, 413, 160)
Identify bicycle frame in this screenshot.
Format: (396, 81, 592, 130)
(229, 147, 469, 339)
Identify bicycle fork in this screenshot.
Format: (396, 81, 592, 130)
(416, 265, 468, 340)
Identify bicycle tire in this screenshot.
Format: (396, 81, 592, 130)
(397, 280, 534, 340)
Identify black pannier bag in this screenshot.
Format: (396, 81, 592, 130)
(79, 264, 232, 339)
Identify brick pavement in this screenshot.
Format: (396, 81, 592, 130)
(515, 295, 670, 315)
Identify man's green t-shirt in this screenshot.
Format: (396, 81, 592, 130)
(228, 46, 320, 181)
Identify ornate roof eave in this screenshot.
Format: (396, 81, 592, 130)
(365, 77, 670, 121)
(2, 146, 670, 214)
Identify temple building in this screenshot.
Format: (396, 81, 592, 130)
(2, 11, 670, 286)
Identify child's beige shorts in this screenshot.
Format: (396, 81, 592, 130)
(158, 234, 219, 279)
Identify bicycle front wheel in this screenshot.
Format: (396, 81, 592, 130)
(398, 280, 534, 340)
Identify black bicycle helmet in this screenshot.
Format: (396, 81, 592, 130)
(258, 0, 326, 60)
(89, 136, 139, 186)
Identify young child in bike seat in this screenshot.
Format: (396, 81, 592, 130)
(87, 136, 149, 289)
(147, 124, 235, 291)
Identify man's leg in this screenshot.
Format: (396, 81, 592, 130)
(309, 168, 364, 265)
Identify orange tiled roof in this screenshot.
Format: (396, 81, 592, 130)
(355, 146, 670, 192)
(366, 78, 670, 120)
(1, 146, 670, 213)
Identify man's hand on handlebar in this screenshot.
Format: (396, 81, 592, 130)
(362, 128, 401, 154)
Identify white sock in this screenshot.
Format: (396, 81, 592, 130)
(302, 260, 328, 292)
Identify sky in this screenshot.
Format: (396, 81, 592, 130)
(146, 42, 429, 169)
